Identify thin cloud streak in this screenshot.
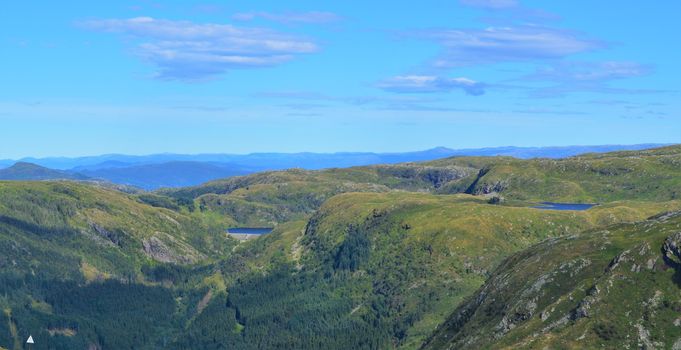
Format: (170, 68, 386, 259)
(378, 75, 486, 95)
(522, 61, 664, 97)
(232, 11, 341, 24)
(415, 25, 604, 68)
(459, 0, 518, 10)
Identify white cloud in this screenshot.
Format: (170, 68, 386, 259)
(81, 17, 318, 81)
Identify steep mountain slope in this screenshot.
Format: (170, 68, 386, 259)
(0, 162, 88, 181)
(2, 182, 677, 349)
(0, 181, 238, 349)
(1, 145, 680, 349)
(178, 193, 681, 349)
(423, 211, 681, 350)
(0, 181, 234, 275)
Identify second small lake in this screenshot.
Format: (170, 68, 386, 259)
(532, 202, 596, 211)
(227, 227, 274, 235)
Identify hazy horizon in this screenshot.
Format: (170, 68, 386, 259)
(1, 1, 680, 159)
(1, 2, 680, 348)
(1, 143, 673, 161)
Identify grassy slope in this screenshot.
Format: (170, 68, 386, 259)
(423, 211, 681, 350)
(429, 144, 681, 202)
(0, 181, 235, 276)
(163, 164, 478, 199)
(0, 145, 680, 349)
(164, 145, 681, 348)
(161, 145, 681, 229)
(226, 192, 681, 348)
(0, 181, 239, 349)
(160, 165, 476, 226)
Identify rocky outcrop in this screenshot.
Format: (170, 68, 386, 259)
(90, 222, 122, 247)
(142, 236, 194, 264)
(572, 285, 601, 320)
(662, 232, 681, 265)
(463, 168, 508, 195)
(476, 181, 508, 195)
(376, 165, 475, 189)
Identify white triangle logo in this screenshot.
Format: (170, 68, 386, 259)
(26, 335, 34, 344)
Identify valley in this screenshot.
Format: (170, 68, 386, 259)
(4, 0, 678, 347)
(0, 145, 680, 349)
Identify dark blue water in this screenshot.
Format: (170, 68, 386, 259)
(532, 202, 596, 211)
(227, 227, 274, 234)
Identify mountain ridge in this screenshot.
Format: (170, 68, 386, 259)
(0, 144, 680, 349)
(0, 162, 89, 181)
(0, 144, 671, 190)
(1, 144, 669, 170)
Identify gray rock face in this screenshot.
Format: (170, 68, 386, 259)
(477, 181, 508, 195)
(90, 223, 122, 246)
(607, 250, 631, 272)
(673, 338, 681, 350)
(572, 285, 601, 320)
(663, 232, 681, 264)
(142, 236, 193, 264)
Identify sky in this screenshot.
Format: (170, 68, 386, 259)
(1, 0, 679, 158)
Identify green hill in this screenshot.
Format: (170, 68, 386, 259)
(0, 181, 234, 272)
(422, 210, 681, 350)
(160, 164, 476, 226)
(429, 144, 681, 202)
(0, 145, 680, 349)
(162, 145, 681, 228)
(176, 193, 681, 349)
(0, 181, 238, 349)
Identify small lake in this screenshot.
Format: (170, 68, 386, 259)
(226, 227, 274, 235)
(532, 202, 596, 211)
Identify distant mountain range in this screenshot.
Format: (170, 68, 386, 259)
(0, 144, 671, 190)
(2, 145, 680, 349)
(78, 161, 251, 190)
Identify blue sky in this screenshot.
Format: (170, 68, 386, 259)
(1, 0, 679, 158)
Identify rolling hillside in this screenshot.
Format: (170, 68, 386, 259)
(423, 210, 681, 349)
(0, 181, 238, 349)
(0, 145, 680, 349)
(1, 144, 667, 190)
(429, 144, 681, 202)
(162, 145, 681, 227)
(215, 193, 681, 349)
(0, 181, 235, 274)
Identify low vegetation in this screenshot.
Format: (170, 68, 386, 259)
(0, 145, 679, 349)
(423, 210, 681, 349)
